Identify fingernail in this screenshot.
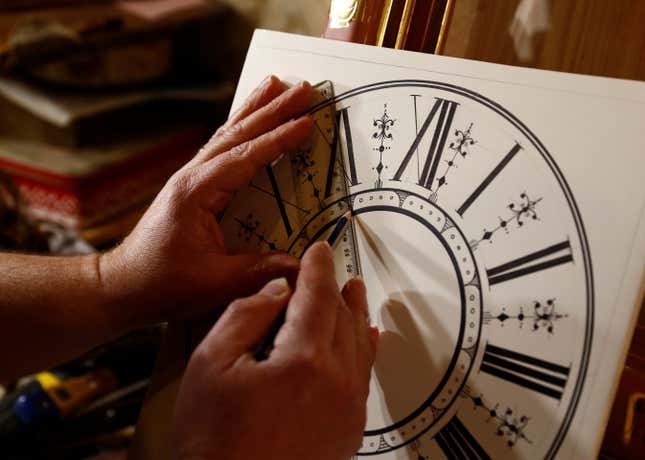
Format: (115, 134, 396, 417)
(299, 80, 311, 89)
(261, 74, 275, 87)
(260, 277, 290, 297)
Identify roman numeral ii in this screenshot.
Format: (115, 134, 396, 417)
(487, 240, 573, 285)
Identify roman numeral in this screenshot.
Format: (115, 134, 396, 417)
(332, 107, 360, 190)
(480, 343, 570, 400)
(457, 142, 522, 216)
(393, 98, 458, 189)
(435, 416, 491, 460)
(324, 123, 338, 198)
(486, 240, 573, 285)
(266, 166, 293, 236)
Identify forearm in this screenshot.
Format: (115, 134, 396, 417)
(0, 252, 131, 381)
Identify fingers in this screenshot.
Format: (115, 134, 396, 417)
(213, 252, 300, 306)
(226, 75, 289, 128)
(199, 278, 292, 367)
(196, 115, 313, 210)
(194, 80, 314, 165)
(280, 242, 339, 349)
(342, 278, 378, 378)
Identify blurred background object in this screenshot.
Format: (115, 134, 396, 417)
(0, 0, 251, 248)
(0, 2, 251, 459)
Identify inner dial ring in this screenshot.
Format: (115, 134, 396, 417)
(287, 188, 484, 454)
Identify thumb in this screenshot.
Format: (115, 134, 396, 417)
(214, 252, 300, 305)
(200, 278, 292, 367)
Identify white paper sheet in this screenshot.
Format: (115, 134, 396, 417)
(221, 30, 645, 460)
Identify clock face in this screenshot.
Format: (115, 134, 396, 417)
(220, 80, 593, 460)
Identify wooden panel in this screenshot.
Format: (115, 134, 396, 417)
(444, 0, 645, 81)
(443, 2, 645, 456)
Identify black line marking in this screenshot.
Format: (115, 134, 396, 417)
(481, 343, 570, 400)
(249, 184, 309, 214)
(457, 142, 522, 216)
(338, 107, 360, 186)
(420, 100, 458, 189)
(393, 98, 459, 190)
(324, 122, 339, 198)
(266, 166, 292, 236)
(487, 241, 572, 285)
(436, 416, 491, 460)
(486, 343, 571, 375)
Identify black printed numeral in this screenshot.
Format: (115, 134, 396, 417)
(393, 97, 458, 190)
(457, 142, 522, 216)
(266, 166, 293, 236)
(486, 240, 573, 285)
(480, 343, 570, 400)
(435, 416, 491, 460)
(330, 107, 360, 192)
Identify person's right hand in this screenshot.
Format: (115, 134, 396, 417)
(173, 242, 379, 460)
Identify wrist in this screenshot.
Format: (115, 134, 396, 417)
(93, 249, 146, 332)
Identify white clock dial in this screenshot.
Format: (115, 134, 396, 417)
(220, 80, 593, 460)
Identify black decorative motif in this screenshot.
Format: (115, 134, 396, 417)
(435, 123, 477, 192)
(484, 299, 567, 334)
(463, 386, 532, 447)
(291, 146, 323, 209)
(470, 192, 543, 250)
(235, 213, 279, 251)
(377, 434, 393, 452)
(372, 104, 395, 188)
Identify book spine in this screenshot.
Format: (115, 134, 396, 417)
(2, 128, 206, 228)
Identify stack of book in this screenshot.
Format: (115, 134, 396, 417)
(0, 0, 247, 245)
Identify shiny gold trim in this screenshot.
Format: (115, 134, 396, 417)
(434, 0, 455, 54)
(376, 0, 394, 47)
(394, 0, 416, 49)
(329, 0, 365, 29)
(419, 0, 439, 52)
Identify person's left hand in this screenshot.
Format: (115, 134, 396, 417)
(98, 76, 314, 327)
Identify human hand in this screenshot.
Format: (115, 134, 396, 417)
(98, 76, 314, 326)
(173, 242, 379, 460)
